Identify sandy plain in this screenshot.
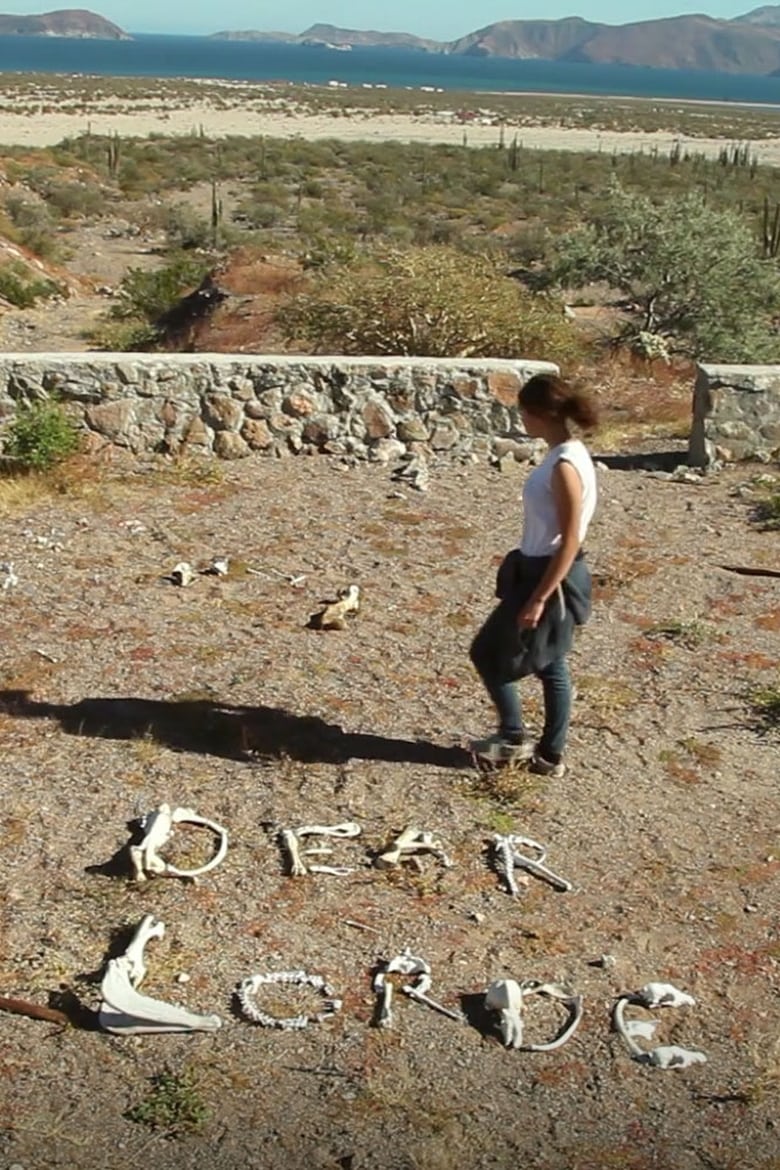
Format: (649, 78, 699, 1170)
(0, 95, 779, 163)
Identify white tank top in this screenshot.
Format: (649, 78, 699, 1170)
(519, 439, 597, 556)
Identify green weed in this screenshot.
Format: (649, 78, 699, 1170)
(125, 1067, 209, 1136)
(750, 682, 780, 734)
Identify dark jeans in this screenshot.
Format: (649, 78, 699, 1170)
(470, 602, 572, 763)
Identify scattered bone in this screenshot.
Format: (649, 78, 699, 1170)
(98, 915, 222, 1035)
(308, 865, 355, 876)
(246, 565, 307, 587)
(373, 948, 464, 1027)
(170, 561, 195, 587)
(374, 826, 453, 869)
(492, 833, 572, 896)
(485, 979, 525, 1048)
(308, 584, 361, 630)
(33, 648, 58, 663)
(647, 1045, 708, 1069)
(237, 970, 342, 1029)
(485, 979, 583, 1051)
(613, 983, 706, 1069)
(24, 531, 64, 551)
(203, 556, 230, 576)
(295, 822, 361, 838)
(280, 821, 362, 877)
(128, 803, 229, 882)
(280, 828, 307, 877)
(344, 919, 380, 934)
(1, 562, 18, 591)
(635, 983, 696, 1009)
(391, 454, 430, 493)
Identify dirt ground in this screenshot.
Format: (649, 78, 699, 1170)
(0, 444, 778, 1170)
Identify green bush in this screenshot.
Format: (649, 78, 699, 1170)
(0, 261, 64, 308)
(111, 253, 211, 323)
(279, 244, 581, 363)
(3, 399, 80, 470)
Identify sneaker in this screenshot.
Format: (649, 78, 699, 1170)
(529, 752, 566, 779)
(470, 733, 534, 767)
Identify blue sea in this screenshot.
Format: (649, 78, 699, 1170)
(0, 33, 779, 106)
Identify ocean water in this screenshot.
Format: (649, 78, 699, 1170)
(0, 33, 779, 105)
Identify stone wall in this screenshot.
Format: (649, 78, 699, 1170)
(0, 353, 557, 462)
(689, 364, 780, 467)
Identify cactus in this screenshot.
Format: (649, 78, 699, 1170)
(107, 132, 121, 178)
(211, 179, 223, 248)
(762, 195, 780, 259)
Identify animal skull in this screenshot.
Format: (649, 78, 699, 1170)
(485, 978, 583, 1051)
(485, 979, 524, 1048)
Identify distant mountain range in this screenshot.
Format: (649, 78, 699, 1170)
(0, 8, 129, 38)
(4, 8, 780, 74)
(211, 8, 780, 75)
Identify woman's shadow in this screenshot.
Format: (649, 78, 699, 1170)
(0, 690, 471, 769)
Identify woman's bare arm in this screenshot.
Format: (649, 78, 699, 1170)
(518, 460, 583, 628)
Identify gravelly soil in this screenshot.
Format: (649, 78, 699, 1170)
(0, 450, 778, 1170)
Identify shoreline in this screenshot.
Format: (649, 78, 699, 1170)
(0, 101, 779, 163)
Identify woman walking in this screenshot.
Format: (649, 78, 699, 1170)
(469, 372, 598, 777)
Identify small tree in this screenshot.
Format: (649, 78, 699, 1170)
(549, 181, 780, 361)
(278, 244, 581, 364)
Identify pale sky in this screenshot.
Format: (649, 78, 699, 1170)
(9, 2, 765, 37)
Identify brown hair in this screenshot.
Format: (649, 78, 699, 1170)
(518, 373, 598, 431)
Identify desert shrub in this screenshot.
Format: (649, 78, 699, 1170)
(163, 203, 214, 250)
(548, 180, 780, 361)
(4, 193, 56, 231)
(279, 244, 581, 362)
(44, 180, 104, 218)
(85, 318, 161, 352)
(240, 201, 284, 230)
(3, 398, 80, 470)
(110, 253, 211, 323)
(0, 261, 64, 308)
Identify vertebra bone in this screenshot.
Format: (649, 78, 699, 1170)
(98, 915, 222, 1035)
(375, 826, 452, 869)
(492, 833, 572, 896)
